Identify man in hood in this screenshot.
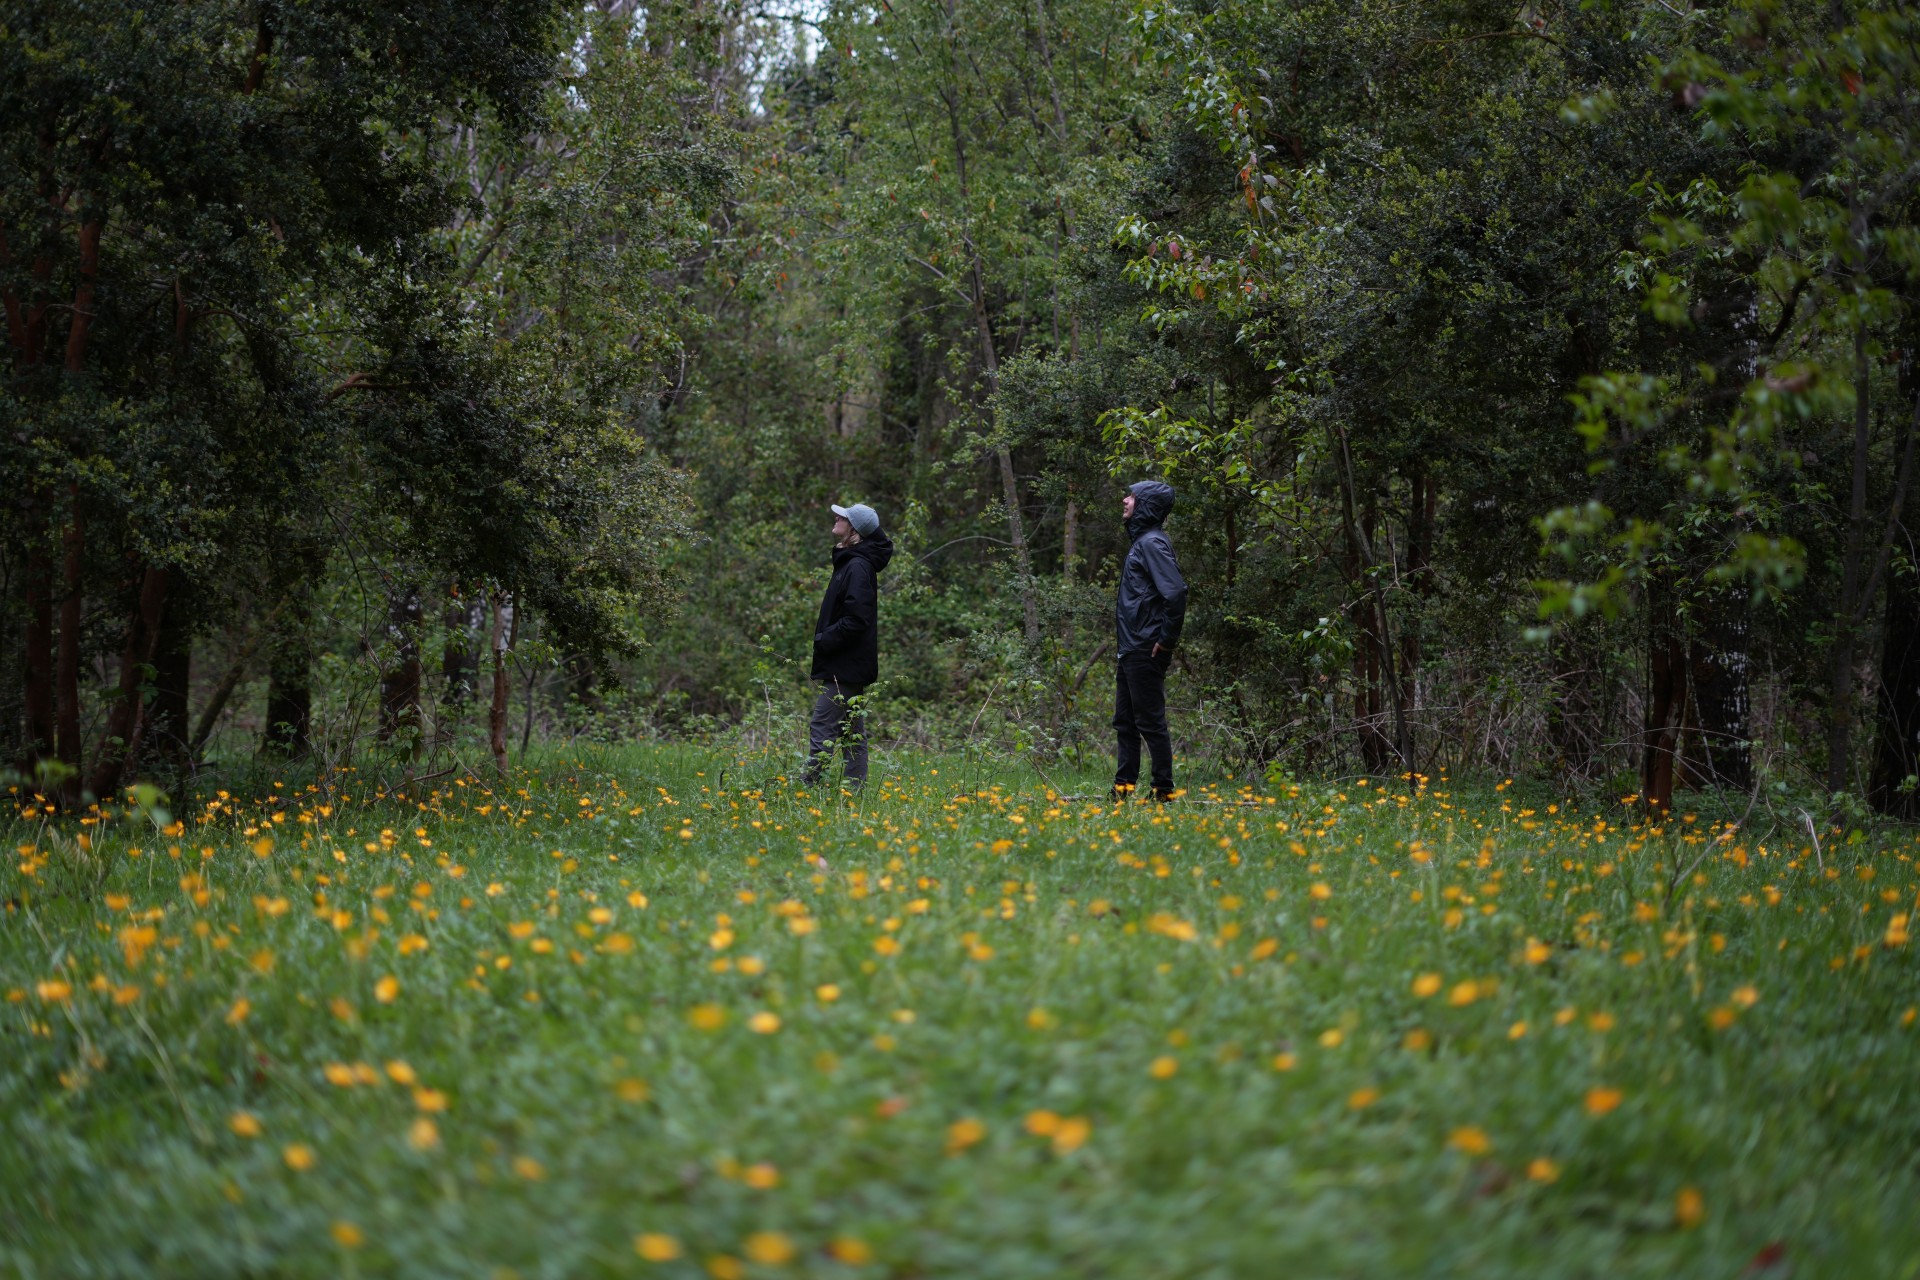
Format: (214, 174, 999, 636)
(805, 502, 894, 788)
(1113, 480, 1188, 801)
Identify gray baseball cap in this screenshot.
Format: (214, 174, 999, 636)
(831, 503, 880, 536)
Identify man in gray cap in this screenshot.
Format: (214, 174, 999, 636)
(804, 502, 894, 788)
(1113, 480, 1188, 801)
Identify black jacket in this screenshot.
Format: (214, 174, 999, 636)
(812, 530, 894, 685)
(1116, 480, 1188, 657)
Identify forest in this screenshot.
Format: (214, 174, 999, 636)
(6, 0, 1920, 814)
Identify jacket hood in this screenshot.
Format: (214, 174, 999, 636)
(1126, 480, 1175, 539)
(837, 528, 895, 574)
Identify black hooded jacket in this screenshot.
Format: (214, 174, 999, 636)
(812, 530, 895, 685)
(1116, 480, 1188, 657)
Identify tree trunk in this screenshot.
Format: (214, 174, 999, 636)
(1062, 497, 1078, 579)
(1828, 325, 1873, 795)
(53, 489, 83, 803)
(1683, 597, 1752, 791)
(1872, 546, 1920, 816)
(21, 515, 54, 776)
(378, 584, 424, 749)
(441, 592, 482, 710)
(1872, 345, 1920, 816)
(488, 592, 516, 777)
(263, 602, 314, 756)
(1641, 586, 1689, 815)
(934, 25, 1039, 644)
(87, 565, 170, 800)
(147, 593, 192, 774)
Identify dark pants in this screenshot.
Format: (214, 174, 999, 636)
(1113, 650, 1172, 794)
(804, 678, 867, 785)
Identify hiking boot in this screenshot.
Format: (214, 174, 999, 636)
(1109, 783, 1137, 803)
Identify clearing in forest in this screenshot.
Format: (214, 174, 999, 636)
(3, 747, 1918, 1278)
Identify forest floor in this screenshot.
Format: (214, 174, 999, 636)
(3, 744, 1918, 1279)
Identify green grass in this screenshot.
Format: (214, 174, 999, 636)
(4, 744, 1919, 1278)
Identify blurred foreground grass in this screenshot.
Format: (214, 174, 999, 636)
(4, 745, 1918, 1278)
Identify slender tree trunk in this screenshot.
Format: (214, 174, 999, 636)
(148, 592, 191, 774)
(1872, 342, 1920, 816)
(54, 488, 83, 802)
(262, 619, 313, 760)
(1684, 596, 1752, 791)
(935, 24, 1039, 643)
(191, 620, 275, 758)
(87, 565, 170, 799)
(1828, 325, 1874, 795)
(488, 592, 516, 777)
(1061, 497, 1079, 578)
(22, 515, 54, 775)
(1641, 584, 1688, 815)
(1873, 547, 1920, 817)
(378, 584, 424, 751)
(62, 218, 102, 374)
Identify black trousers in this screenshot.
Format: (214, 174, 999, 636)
(803, 678, 867, 785)
(1113, 650, 1172, 793)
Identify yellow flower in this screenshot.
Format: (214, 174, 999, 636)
(229, 1111, 262, 1138)
(1527, 1157, 1560, 1183)
(1403, 1029, 1432, 1052)
(408, 1117, 440, 1150)
(323, 1062, 357, 1087)
(1271, 1052, 1297, 1071)
(744, 1163, 780, 1189)
(1318, 1028, 1344, 1048)
(627, 891, 649, 908)
(872, 936, 900, 956)
(225, 998, 251, 1025)
(374, 975, 399, 1003)
(385, 1060, 417, 1085)
(512, 1155, 545, 1181)
(1675, 1185, 1705, 1229)
(816, 984, 841, 1002)
(1508, 1021, 1528, 1039)
(707, 1257, 743, 1280)
(946, 1117, 986, 1154)
(1309, 882, 1332, 900)
(1411, 973, 1442, 998)
(330, 1221, 364, 1249)
(35, 980, 72, 1003)
(1051, 1115, 1091, 1155)
(1523, 938, 1552, 964)
(689, 1003, 727, 1031)
(634, 1233, 681, 1262)
(1708, 1007, 1737, 1031)
(616, 1077, 650, 1103)
(829, 1237, 874, 1265)
(1731, 985, 1759, 1009)
(283, 1143, 316, 1171)
(1447, 980, 1480, 1006)
(1584, 1086, 1624, 1116)
(1149, 1055, 1179, 1079)
(1448, 1126, 1491, 1156)
(1024, 1109, 1061, 1137)
(1587, 1011, 1615, 1033)
(743, 1231, 796, 1265)
(1347, 1087, 1380, 1110)
(413, 1087, 448, 1112)
(748, 1011, 782, 1034)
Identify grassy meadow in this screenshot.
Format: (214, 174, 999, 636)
(3, 744, 1919, 1278)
